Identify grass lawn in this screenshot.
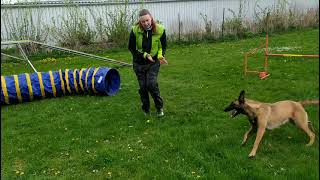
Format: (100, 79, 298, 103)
(1, 29, 319, 179)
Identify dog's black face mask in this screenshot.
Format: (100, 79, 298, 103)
(224, 90, 246, 118)
(224, 101, 244, 118)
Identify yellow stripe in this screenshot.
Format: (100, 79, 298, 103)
(65, 69, 71, 93)
(73, 69, 79, 93)
(37, 72, 45, 98)
(13, 75, 22, 103)
(79, 68, 85, 92)
(91, 68, 100, 94)
(1, 76, 10, 104)
(49, 71, 57, 97)
(59, 70, 66, 95)
(25, 73, 33, 101)
(283, 54, 303, 57)
(85, 67, 92, 91)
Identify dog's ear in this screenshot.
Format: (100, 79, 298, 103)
(238, 90, 245, 104)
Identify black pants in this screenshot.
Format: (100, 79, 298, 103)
(133, 61, 163, 112)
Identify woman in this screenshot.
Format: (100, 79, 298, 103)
(128, 9, 167, 117)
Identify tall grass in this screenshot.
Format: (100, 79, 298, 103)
(89, 1, 137, 48)
(251, 0, 319, 33)
(222, 0, 249, 39)
(1, 7, 49, 42)
(1, 6, 49, 52)
(184, 0, 319, 43)
(104, 4, 137, 48)
(51, 4, 96, 49)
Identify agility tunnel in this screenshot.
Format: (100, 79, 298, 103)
(1, 67, 120, 105)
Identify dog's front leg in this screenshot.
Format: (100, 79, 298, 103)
(242, 125, 257, 146)
(248, 124, 266, 158)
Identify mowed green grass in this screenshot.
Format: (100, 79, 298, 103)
(1, 29, 319, 179)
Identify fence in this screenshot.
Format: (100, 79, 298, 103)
(1, 0, 319, 45)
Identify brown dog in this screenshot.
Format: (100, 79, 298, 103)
(224, 90, 317, 158)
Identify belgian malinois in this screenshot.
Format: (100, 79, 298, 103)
(224, 90, 317, 158)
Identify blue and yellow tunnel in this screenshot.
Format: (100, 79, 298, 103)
(1, 67, 120, 105)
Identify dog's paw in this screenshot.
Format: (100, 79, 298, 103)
(248, 152, 256, 158)
(306, 143, 313, 147)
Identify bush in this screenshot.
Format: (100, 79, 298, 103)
(89, 1, 137, 48)
(51, 4, 96, 49)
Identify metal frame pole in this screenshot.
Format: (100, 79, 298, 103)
(17, 43, 38, 72)
(31, 41, 132, 67)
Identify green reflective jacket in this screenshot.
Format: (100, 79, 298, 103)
(132, 23, 165, 58)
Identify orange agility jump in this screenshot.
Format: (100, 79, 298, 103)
(244, 33, 319, 79)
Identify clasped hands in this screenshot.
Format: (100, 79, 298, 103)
(146, 54, 168, 64)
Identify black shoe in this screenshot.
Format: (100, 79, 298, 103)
(156, 109, 164, 117)
(143, 110, 150, 116)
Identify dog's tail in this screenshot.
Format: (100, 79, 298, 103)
(299, 100, 319, 106)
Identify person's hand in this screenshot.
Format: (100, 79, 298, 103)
(159, 57, 168, 64)
(146, 54, 154, 62)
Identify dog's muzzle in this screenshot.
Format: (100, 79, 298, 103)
(230, 109, 239, 118)
(224, 107, 240, 118)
